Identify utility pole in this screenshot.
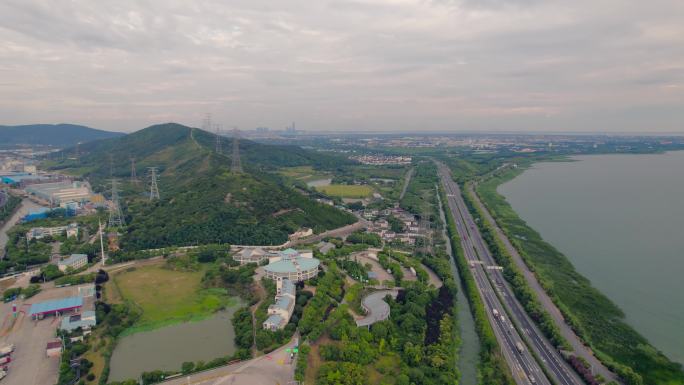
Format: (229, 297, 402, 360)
(108, 179, 125, 227)
(148, 167, 160, 200)
(99, 219, 106, 266)
(231, 127, 242, 173)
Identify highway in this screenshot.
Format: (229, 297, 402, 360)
(437, 162, 583, 385)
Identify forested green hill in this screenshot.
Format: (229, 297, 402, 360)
(45, 123, 356, 248)
(0, 123, 123, 147)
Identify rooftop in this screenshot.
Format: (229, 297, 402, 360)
(30, 296, 83, 317)
(264, 256, 320, 274)
(58, 253, 87, 266)
(264, 314, 283, 326)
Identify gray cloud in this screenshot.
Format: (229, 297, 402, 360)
(0, 0, 682, 133)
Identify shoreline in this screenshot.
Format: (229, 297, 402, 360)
(478, 154, 684, 383)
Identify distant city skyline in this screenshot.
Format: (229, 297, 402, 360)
(0, 0, 682, 133)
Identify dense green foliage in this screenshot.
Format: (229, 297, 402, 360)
(477, 168, 684, 385)
(346, 231, 382, 247)
(2, 284, 41, 301)
(400, 162, 439, 224)
(0, 193, 21, 223)
(46, 123, 355, 249)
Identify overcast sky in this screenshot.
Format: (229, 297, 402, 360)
(0, 0, 683, 133)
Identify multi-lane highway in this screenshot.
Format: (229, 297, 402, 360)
(438, 162, 583, 385)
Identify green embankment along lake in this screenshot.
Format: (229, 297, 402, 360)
(498, 151, 684, 364)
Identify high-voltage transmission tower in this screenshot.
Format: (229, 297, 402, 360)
(147, 167, 160, 200)
(130, 157, 139, 185)
(108, 179, 125, 227)
(231, 127, 242, 173)
(214, 124, 222, 154)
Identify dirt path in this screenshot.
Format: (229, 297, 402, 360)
(399, 167, 415, 201)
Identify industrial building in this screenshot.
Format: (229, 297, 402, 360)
(263, 248, 319, 282)
(25, 181, 91, 205)
(263, 279, 296, 331)
(57, 254, 88, 272)
(26, 223, 79, 241)
(60, 310, 96, 333)
(29, 296, 83, 319)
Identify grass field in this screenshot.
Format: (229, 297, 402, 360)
(112, 265, 236, 329)
(279, 166, 330, 182)
(315, 184, 374, 198)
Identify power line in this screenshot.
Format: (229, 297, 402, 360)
(148, 167, 160, 200)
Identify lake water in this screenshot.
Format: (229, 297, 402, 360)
(498, 151, 684, 364)
(306, 178, 332, 187)
(109, 306, 242, 381)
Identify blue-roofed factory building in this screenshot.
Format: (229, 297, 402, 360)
(29, 296, 83, 319)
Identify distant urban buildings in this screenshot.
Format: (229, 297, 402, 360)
(350, 154, 412, 165)
(26, 223, 79, 241)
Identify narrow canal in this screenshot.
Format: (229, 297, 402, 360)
(436, 186, 479, 385)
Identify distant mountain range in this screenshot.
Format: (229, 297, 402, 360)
(0, 124, 123, 147)
(45, 123, 355, 248)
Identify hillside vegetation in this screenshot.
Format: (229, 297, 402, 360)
(45, 123, 356, 248)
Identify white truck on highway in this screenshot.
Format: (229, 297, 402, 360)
(492, 308, 499, 317)
(515, 342, 525, 353)
(0, 344, 13, 357)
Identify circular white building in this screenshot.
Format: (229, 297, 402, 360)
(264, 249, 320, 281)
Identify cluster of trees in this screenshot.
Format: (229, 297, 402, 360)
(202, 263, 257, 301)
(0, 194, 21, 223)
(232, 307, 253, 352)
(345, 231, 382, 247)
(298, 266, 345, 340)
(311, 284, 459, 385)
(399, 162, 439, 224)
(2, 284, 40, 301)
(378, 252, 404, 285)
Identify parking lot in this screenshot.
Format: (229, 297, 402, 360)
(0, 282, 95, 385)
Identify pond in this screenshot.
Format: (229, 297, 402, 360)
(305, 178, 332, 187)
(108, 304, 242, 381)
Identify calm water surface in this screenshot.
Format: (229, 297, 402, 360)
(109, 306, 241, 381)
(499, 151, 684, 364)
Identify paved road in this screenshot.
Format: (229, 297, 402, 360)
(161, 334, 298, 385)
(467, 182, 618, 383)
(0, 198, 44, 259)
(289, 217, 369, 246)
(438, 162, 582, 385)
(355, 289, 398, 327)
